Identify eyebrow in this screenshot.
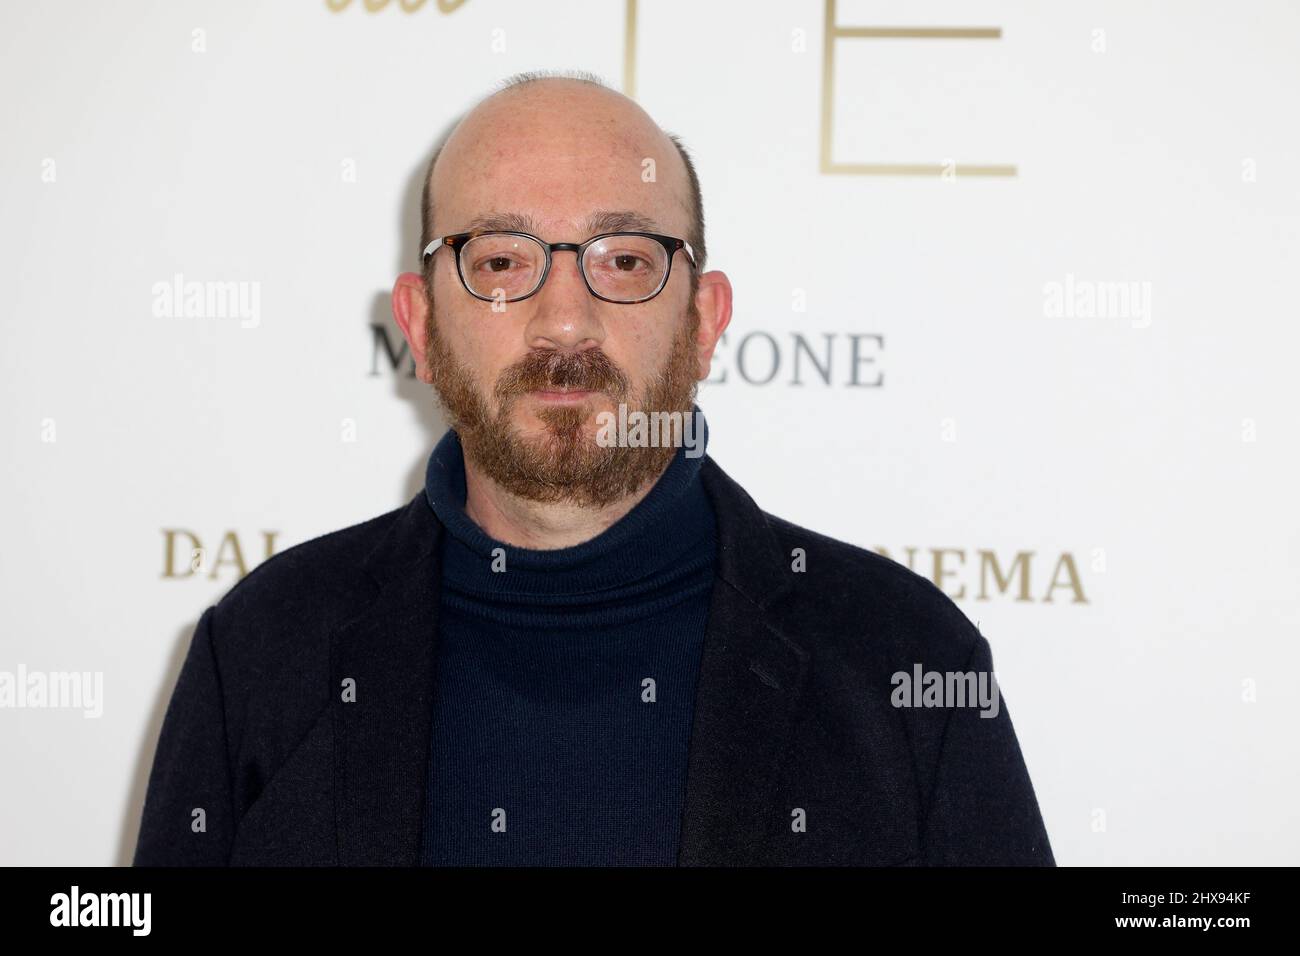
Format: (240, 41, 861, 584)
(459, 209, 666, 237)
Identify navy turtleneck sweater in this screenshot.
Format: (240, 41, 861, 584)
(419, 413, 718, 866)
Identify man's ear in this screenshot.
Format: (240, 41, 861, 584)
(391, 272, 433, 384)
(691, 271, 733, 380)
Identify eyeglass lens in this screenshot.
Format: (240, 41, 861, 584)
(459, 233, 671, 302)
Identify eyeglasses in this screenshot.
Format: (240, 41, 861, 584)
(422, 230, 696, 305)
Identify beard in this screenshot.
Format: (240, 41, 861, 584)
(423, 293, 701, 509)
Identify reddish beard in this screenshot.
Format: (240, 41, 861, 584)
(423, 296, 701, 508)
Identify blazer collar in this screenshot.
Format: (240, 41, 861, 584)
(329, 453, 809, 865)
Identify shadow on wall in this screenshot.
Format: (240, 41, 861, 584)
(116, 618, 198, 866)
(391, 120, 458, 504)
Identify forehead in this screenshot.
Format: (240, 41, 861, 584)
(458, 209, 670, 238)
(431, 103, 691, 240)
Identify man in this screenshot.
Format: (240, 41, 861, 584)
(133, 70, 1054, 866)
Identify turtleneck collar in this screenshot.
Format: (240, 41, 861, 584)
(424, 406, 716, 602)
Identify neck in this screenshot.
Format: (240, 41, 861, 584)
(462, 455, 670, 550)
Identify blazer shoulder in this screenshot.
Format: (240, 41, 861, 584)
(205, 499, 412, 663)
(761, 511, 983, 666)
(224, 502, 403, 605)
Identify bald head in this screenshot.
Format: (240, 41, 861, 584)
(419, 73, 705, 285)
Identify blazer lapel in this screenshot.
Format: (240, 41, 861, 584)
(330, 494, 443, 866)
(677, 458, 811, 865)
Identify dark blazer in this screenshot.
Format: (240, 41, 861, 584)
(133, 456, 1055, 866)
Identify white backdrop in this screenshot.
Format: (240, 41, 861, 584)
(2, 0, 1297, 866)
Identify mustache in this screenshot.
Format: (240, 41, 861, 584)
(495, 348, 630, 400)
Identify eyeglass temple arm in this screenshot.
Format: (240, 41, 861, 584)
(679, 239, 698, 269)
(423, 237, 452, 259)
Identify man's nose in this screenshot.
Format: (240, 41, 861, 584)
(523, 250, 605, 351)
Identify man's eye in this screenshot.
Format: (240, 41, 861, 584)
(606, 253, 651, 272)
(477, 256, 522, 273)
